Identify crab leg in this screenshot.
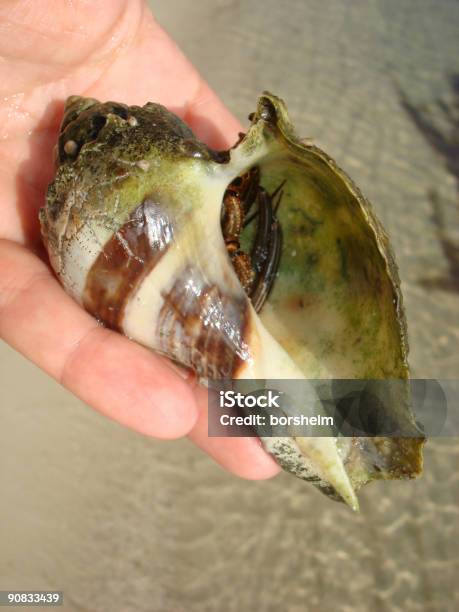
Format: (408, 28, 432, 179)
(221, 167, 261, 293)
(249, 188, 283, 312)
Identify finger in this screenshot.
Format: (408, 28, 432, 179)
(183, 82, 243, 150)
(188, 384, 281, 480)
(0, 0, 138, 92)
(0, 239, 198, 439)
(143, 17, 244, 149)
(84, 12, 243, 150)
(140, 12, 243, 147)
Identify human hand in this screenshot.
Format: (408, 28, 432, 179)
(0, 0, 280, 479)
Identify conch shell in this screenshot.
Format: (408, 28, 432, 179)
(40, 92, 424, 509)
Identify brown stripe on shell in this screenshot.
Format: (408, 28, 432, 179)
(157, 268, 250, 378)
(83, 197, 173, 329)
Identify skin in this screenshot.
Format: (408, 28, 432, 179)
(0, 0, 280, 480)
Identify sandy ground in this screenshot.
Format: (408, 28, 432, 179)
(1, 1, 459, 610)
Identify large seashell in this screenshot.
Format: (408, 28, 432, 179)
(40, 93, 424, 509)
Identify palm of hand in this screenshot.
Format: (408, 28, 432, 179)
(0, 0, 279, 480)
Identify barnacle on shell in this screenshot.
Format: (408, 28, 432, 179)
(40, 92, 424, 510)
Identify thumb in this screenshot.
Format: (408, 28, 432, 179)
(0, 0, 142, 94)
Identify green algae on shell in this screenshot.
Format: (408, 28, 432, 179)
(40, 92, 424, 509)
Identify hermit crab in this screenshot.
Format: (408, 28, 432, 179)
(40, 92, 424, 510)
